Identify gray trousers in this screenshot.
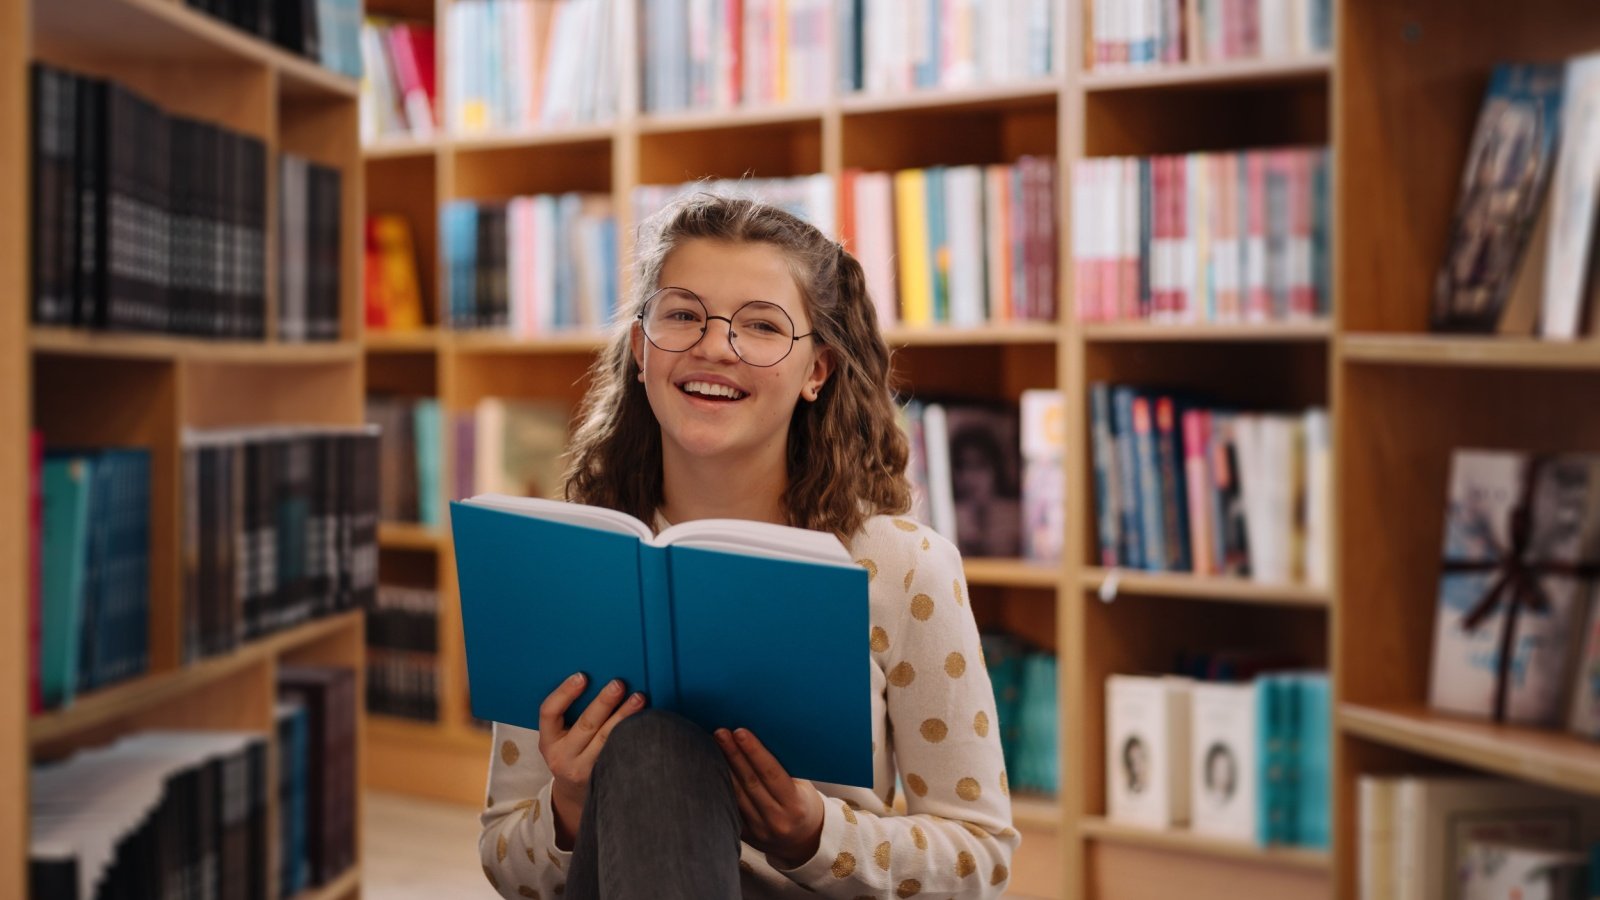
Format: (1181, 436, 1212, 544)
(565, 709, 743, 900)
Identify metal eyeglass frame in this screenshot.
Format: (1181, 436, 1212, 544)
(635, 286, 818, 368)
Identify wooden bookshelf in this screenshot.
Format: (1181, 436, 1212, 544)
(1079, 54, 1333, 93)
(1079, 816, 1332, 872)
(1083, 321, 1333, 343)
(7, 0, 368, 892)
(379, 521, 447, 551)
(1082, 568, 1331, 608)
(1342, 333, 1600, 371)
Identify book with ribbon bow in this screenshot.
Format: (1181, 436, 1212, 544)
(1427, 450, 1600, 726)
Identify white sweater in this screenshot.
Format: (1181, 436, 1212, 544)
(478, 514, 1020, 898)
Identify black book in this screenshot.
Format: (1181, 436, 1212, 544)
(74, 76, 106, 329)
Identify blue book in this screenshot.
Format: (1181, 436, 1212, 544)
(1255, 675, 1285, 846)
(41, 454, 93, 709)
(1293, 673, 1331, 849)
(413, 399, 442, 527)
(1110, 386, 1145, 569)
(1088, 383, 1120, 567)
(450, 494, 874, 787)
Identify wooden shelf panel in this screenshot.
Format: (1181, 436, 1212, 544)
(447, 331, 612, 355)
(450, 125, 616, 152)
(364, 136, 438, 159)
(28, 612, 362, 750)
(379, 522, 447, 551)
(1340, 704, 1600, 797)
(963, 557, 1061, 589)
(289, 867, 360, 900)
(1010, 793, 1063, 830)
(1083, 321, 1332, 343)
(1080, 54, 1332, 92)
(364, 330, 443, 353)
(883, 323, 1060, 347)
(637, 103, 827, 135)
(838, 79, 1062, 115)
(32, 0, 358, 98)
(1079, 816, 1330, 871)
(32, 328, 361, 364)
(1083, 568, 1329, 607)
(1342, 333, 1600, 371)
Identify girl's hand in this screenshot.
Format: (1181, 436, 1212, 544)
(714, 728, 825, 869)
(538, 673, 646, 846)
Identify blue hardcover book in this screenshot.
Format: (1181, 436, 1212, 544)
(1089, 383, 1121, 567)
(1255, 675, 1284, 846)
(1293, 673, 1331, 850)
(1110, 386, 1145, 569)
(413, 399, 442, 527)
(1129, 394, 1167, 572)
(450, 494, 874, 787)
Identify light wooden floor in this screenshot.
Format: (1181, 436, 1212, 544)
(364, 790, 500, 899)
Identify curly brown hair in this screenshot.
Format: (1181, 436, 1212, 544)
(563, 192, 910, 540)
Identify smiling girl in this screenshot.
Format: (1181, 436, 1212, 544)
(478, 193, 1018, 899)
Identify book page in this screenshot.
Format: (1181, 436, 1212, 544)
(463, 493, 653, 541)
(653, 518, 851, 565)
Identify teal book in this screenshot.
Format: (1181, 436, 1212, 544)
(449, 494, 874, 788)
(1255, 675, 1285, 846)
(1293, 673, 1331, 849)
(413, 399, 441, 527)
(41, 454, 93, 709)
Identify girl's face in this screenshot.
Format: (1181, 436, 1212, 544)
(631, 238, 832, 469)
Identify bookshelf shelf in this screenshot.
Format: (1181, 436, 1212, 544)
(379, 522, 446, 551)
(1341, 333, 1600, 371)
(882, 323, 1060, 347)
(288, 867, 360, 900)
(31, 328, 362, 364)
(32, 0, 358, 99)
(636, 103, 828, 135)
(369, 715, 490, 755)
(28, 612, 363, 752)
(1339, 704, 1600, 798)
(450, 125, 616, 152)
(1079, 54, 1333, 93)
(1078, 816, 1331, 872)
(1011, 793, 1065, 829)
(1081, 568, 1330, 607)
(837, 79, 1063, 116)
(964, 557, 1062, 589)
(364, 329, 443, 353)
(447, 331, 612, 355)
(1082, 321, 1332, 343)
(364, 136, 439, 159)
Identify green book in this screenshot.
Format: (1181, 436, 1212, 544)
(41, 454, 93, 709)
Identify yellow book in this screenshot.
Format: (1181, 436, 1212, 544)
(895, 169, 933, 326)
(369, 214, 425, 330)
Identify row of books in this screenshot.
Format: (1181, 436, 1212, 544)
(443, 194, 619, 334)
(366, 395, 443, 527)
(1106, 669, 1330, 848)
(278, 154, 346, 343)
(276, 666, 360, 893)
(1431, 56, 1600, 341)
(633, 173, 837, 240)
(364, 214, 428, 331)
(29, 63, 270, 339)
(1427, 450, 1600, 739)
(1084, 0, 1331, 70)
(1072, 146, 1330, 324)
(1090, 383, 1330, 586)
(1359, 775, 1600, 900)
(840, 0, 1055, 96)
(446, 0, 618, 133)
(37, 448, 151, 712)
(181, 0, 363, 79)
(642, 0, 830, 113)
(984, 633, 1059, 795)
(360, 18, 438, 141)
(182, 427, 379, 664)
(843, 157, 1061, 328)
(901, 390, 1064, 562)
(366, 585, 440, 722)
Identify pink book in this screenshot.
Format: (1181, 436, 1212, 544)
(1289, 148, 1316, 319)
(1073, 161, 1097, 321)
(1095, 158, 1118, 322)
(986, 164, 1012, 322)
(1173, 154, 1190, 321)
(1121, 157, 1141, 321)
(1182, 410, 1215, 577)
(1245, 151, 1270, 322)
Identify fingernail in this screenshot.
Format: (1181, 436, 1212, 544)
(569, 672, 585, 685)
(735, 728, 751, 741)
(608, 678, 624, 694)
(628, 692, 645, 707)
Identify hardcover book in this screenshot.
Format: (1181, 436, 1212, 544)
(1105, 674, 1192, 828)
(450, 494, 873, 787)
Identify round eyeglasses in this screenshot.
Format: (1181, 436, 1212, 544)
(636, 287, 817, 368)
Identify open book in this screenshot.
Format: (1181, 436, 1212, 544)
(450, 494, 873, 787)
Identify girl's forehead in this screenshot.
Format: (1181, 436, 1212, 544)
(659, 240, 808, 311)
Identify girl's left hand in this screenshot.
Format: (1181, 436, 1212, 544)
(714, 727, 826, 869)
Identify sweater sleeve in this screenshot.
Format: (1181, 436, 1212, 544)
(478, 722, 574, 899)
(780, 518, 1020, 897)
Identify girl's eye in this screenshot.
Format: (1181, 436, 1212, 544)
(665, 310, 701, 323)
(745, 320, 782, 335)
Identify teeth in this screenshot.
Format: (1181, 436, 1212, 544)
(681, 381, 747, 400)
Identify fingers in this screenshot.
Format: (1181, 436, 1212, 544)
(538, 672, 589, 742)
(575, 690, 647, 769)
(568, 677, 629, 743)
(716, 729, 785, 820)
(728, 771, 766, 842)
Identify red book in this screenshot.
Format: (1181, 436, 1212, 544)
(1246, 151, 1270, 321)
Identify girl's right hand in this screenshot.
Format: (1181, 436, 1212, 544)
(538, 672, 646, 844)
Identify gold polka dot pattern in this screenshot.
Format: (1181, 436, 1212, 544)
(955, 852, 977, 877)
(906, 773, 929, 796)
(496, 832, 508, 862)
(945, 652, 966, 677)
(500, 741, 520, 765)
(904, 569, 917, 591)
(483, 866, 499, 890)
(991, 864, 1010, 885)
(893, 518, 920, 531)
(518, 888, 538, 899)
(870, 626, 890, 652)
(911, 826, 928, 850)
(875, 841, 892, 870)
(956, 777, 982, 801)
(858, 558, 878, 582)
(920, 719, 949, 743)
(910, 594, 934, 621)
(896, 879, 922, 897)
(831, 851, 857, 878)
(889, 661, 917, 687)
(974, 710, 990, 737)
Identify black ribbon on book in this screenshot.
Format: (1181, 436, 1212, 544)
(1441, 456, 1597, 722)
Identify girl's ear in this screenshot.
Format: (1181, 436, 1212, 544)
(630, 320, 646, 377)
(803, 345, 835, 401)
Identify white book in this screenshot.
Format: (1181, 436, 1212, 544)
(1541, 52, 1600, 340)
(1106, 674, 1192, 828)
(946, 166, 986, 326)
(1188, 681, 1258, 841)
(922, 402, 957, 544)
(1359, 776, 1398, 900)
(1303, 408, 1330, 589)
(856, 172, 899, 328)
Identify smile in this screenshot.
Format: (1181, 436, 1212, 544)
(678, 380, 749, 401)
